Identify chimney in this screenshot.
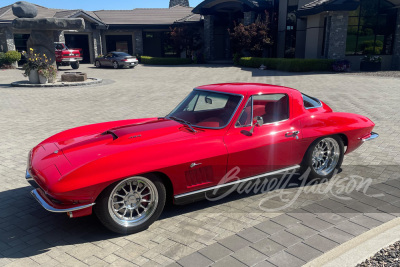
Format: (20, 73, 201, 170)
(169, 0, 189, 8)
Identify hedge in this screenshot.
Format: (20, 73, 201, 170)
(238, 57, 335, 72)
(140, 56, 192, 65)
(0, 51, 21, 65)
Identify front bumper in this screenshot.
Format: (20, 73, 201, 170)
(26, 169, 95, 213)
(61, 57, 83, 62)
(30, 189, 95, 213)
(361, 132, 379, 142)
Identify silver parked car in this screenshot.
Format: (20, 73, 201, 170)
(95, 52, 139, 69)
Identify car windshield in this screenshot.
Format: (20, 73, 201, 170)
(168, 90, 242, 129)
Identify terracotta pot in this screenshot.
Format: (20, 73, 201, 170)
(39, 75, 48, 84)
(28, 69, 39, 84)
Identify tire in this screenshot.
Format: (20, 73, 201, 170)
(129, 66, 134, 69)
(95, 61, 101, 68)
(71, 62, 79, 69)
(300, 135, 344, 181)
(113, 61, 119, 69)
(95, 174, 166, 234)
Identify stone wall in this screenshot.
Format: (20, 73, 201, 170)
(169, 0, 189, 8)
(392, 9, 400, 70)
(134, 30, 143, 55)
(53, 30, 65, 43)
(0, 28, 16, 52)
(92, 30, 102, 57)
(325, 11, 349, 59)
(204, 15, 214, 61)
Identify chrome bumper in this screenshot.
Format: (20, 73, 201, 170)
(31, 189, 95, 213)
(61, 57, 82, 62)
(361, 132, 379, 142)
(26, 169, 39, 188)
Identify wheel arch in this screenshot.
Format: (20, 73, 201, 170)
(150, 171, 174, 206)
(336, 133, 348, 153)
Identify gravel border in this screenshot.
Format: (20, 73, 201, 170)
(10, 78, 103, 87)
(356, 241, 400, 267)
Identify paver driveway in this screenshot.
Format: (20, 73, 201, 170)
(0, 64, 399, 266)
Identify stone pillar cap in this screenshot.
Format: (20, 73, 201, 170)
(12, 18, 85, 30)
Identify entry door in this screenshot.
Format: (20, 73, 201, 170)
(224, 94, 301, 179)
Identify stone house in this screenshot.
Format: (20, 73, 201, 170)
(0, 0, 399, 70)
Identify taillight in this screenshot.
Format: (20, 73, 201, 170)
(121, 59, 128, 62)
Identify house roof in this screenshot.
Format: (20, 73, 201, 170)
(93, 6, 201, 25)
(297, 0, 359, 16)
(192, 0, 271, 14)
(0, 3, 201, 26)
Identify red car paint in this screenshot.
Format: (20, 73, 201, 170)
(27, 83, 375, 217)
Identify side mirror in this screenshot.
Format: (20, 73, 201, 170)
(240, 116, 263, 136)
(250, 116, 263, 134)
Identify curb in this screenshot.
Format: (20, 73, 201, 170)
(11, 78, 103, 87)
(304, 217, 400, 267)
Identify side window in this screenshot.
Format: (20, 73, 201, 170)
(302, 93, 321, 109)
(183, 94, 199, 112)
(236, 97, 252, 127)
(194, 92, 229, 111)
(253, 94, 289, 124)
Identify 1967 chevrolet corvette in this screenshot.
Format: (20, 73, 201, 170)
(26, 83, 378, 234)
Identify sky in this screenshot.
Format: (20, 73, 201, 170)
(2, 0, 204, 10)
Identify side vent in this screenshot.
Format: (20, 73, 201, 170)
(185, 166, 213, 187)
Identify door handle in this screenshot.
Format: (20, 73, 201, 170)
(285, 131, 299, 138)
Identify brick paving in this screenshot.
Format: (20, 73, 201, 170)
(0, 64, 399, 266)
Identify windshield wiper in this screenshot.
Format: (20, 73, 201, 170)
(168, 116, 197, 133)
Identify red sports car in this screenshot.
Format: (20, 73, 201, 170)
(26, 83, 378, 234)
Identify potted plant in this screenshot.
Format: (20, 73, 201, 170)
(38, 67, 49, 84)
(360, 55, 382, 71)
(22, 48, 40, 84)
(47, 65, 57, 83)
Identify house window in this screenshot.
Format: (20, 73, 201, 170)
(346, 0, 397, 55)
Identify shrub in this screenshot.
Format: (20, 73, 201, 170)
(140, 56, 192, 65)
(229, 12, 273, 57)
(3, 50, 21, 64)
(0, 52, 5, 65)
(238, 57, 335, 72)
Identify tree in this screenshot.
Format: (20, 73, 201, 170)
(229, 12, 273, 57)
(167, 26, 202, 57)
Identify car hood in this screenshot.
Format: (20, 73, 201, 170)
(51, 119, 195, 172)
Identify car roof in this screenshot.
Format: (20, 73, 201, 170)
(195, 83, 299, 97)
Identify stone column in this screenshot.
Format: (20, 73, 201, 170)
(134, 30, 143, 55)
(204, 15, 214, 61)
(324, 11, 349, 59)
(53, 30, 65, 43)
(391, 9, 400, 70)
(92, 29, 102, 58)
(244, 11, 256, 26)
(4, 27, 16, 52)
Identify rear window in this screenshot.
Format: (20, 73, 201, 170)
(302, 94, 322, 109)
(113, 52, 131, 57)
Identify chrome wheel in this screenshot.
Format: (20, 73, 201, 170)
(113, 61, 119, 69)
(108, 177, 158, 227)
(311, 137, 340, 176)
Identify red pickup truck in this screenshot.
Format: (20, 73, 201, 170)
(55, 42, 83, 69)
